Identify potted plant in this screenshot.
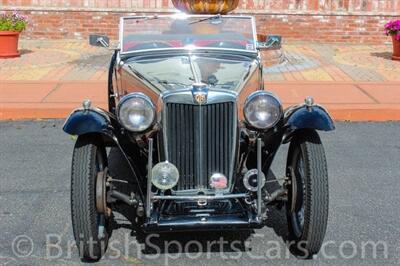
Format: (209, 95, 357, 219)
(385, 19, 400, 61)
(0, 12, 28, 58)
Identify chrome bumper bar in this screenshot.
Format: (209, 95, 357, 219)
(152, 193, 249, 201)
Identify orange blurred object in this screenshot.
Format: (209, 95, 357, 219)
(257, 33, 266, 42)
(391, 35, 400, 61)
(171, 0, 239, 14)
(0, 31, 20, 58)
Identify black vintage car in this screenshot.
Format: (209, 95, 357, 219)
(63, 14, 334, 261)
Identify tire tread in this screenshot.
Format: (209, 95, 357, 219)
(300, 130, 329, 255)
(71, 135, 107, 261)
(286, 129, 329, 258)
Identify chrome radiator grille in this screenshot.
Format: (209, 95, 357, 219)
(165, 102, 236, 191)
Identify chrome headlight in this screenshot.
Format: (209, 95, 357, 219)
(244, 91, 282, 129)
(117, 93, 155, 132)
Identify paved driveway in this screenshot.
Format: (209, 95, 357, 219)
(2, 40, 400, 82)
(0, 121, 399, 265)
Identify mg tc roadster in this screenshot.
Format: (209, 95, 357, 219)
(63, 11, 334, 261)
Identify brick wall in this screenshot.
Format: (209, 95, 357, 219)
(1, 0, 399, 43)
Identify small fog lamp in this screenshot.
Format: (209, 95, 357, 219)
(151, 161, 179, 190)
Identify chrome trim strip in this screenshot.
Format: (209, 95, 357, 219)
(230, 102, 238, 192)
(152, 193, 249, 201)
(251, 15, 258, 47)
(257, 138, 262, 218)
(257, 51, 264, 91)
(119, 16, 123, 52)
(234, 59, 259, 94)
(162, 102, 169, 161)
(188, 53, 200, 84)
(122, 50, 258, 60)
(162, 89, 238, 105)
(146, 138, 153, 218)
(121, 47, 258, 57)
(198, 104, 204, 189)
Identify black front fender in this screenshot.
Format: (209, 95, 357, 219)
(63, 108, 114, 137)
(283, 105, 334, 143)
(63, 108, 145, 199)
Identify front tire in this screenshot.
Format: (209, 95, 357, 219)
(71, 135, 110, 261)
(286, 130, 329, 258)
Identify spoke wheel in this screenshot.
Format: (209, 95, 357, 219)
(286, 130, 329, 258)
(71, 135, 111, 261)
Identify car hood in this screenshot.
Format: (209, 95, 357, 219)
(124, 54, 258, 92)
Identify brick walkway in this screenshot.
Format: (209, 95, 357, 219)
(1, 40, 399, 82)
(262, 42, 400, 82)
(0, 40, 111, 81)
(1, 40, 399, 121)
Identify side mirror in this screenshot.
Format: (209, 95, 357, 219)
(257, 35, 282, 50)
(89, 34, 110, 48)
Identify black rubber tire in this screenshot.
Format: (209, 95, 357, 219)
(71, 135, 110, 261)
(286, 129, 329, 259)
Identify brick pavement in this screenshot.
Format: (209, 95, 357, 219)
(262, 42, 400, 82)
(0, 40, 111, 81)
(1, 40, 399, 82)
(0, 40, 399, 121)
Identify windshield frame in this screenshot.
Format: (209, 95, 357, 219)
(119, 14, 258, 56)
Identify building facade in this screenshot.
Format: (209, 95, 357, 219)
(1, 0, 399, 43)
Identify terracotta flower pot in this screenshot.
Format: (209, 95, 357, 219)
(0, 31, 21, 58)
(391, 35, 400, 61)
(172, 0, 239, 14)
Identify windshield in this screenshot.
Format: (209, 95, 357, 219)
(127, 55, 254, 91)
(121, 15, 256, 53)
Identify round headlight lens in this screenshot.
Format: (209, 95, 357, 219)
(244, 91, 282, 129)
(151, 161, 180, 190)
(118, 93, 155, 132)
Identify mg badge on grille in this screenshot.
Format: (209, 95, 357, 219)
(192, 83, 208, 105)
(194, 92, 207, 104)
